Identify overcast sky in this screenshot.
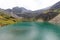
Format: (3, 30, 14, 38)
(0, 0, 60, 11)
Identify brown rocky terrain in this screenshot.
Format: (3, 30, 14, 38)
(49, 14, 60, 24)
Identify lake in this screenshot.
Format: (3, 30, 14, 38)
(0, 22, 60, 40)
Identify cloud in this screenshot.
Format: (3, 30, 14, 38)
(0, 0, 59, 10)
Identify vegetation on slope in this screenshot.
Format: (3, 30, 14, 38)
(0, 12, 21, 27)
(0, 9, 59, 27)
(35, 9, 60, 22)
(18, 9, 60, 22)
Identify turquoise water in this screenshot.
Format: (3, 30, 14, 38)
(0, 22, 60, 40)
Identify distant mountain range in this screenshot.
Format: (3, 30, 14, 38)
(0, 1, 60, 21)
(0, 1, 60, 26)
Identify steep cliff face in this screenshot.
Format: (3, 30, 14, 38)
(49, 14, 60, 24)
(48, 1, 60, 24)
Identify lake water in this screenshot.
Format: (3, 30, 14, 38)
(0, 22, 60, 40)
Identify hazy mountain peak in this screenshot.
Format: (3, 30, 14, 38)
(12, 7, 27, 10)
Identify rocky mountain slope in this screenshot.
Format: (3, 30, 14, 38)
(0, 1, 60, 26)
(49, 14, 60, 24)
(0, 10, 21, 26)
(51, 1, 60, 9)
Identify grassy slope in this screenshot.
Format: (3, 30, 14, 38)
(0, 12, 21, 27)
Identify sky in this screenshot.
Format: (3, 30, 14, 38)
(0, 0, 60, 11)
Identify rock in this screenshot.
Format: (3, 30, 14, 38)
(49, 14, 60, 24)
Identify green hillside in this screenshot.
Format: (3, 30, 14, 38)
(0, 12, 21, 26)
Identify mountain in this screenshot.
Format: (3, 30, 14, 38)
(0, 1, 60, 26)
(33, 1, 60, 22)
(0, 11, 21, 26)
(51, 1, 60, 9)
(33, 7, 50, 17)
(5, 7, 31, 14)
(5, 6, 51, 19)
(0, 1, 60, 23)
(5, 7, 33, 18)
(12, 7, 28, 14)
(5, 1, 60, 21)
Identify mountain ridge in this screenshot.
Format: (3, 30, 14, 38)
(0, 1, 60, 26)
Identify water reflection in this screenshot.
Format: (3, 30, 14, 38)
(0, 22, 60, 40)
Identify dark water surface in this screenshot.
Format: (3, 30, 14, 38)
(0, 22, 60, 40)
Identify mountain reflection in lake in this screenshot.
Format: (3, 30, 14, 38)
(0, 22, 60, 40)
